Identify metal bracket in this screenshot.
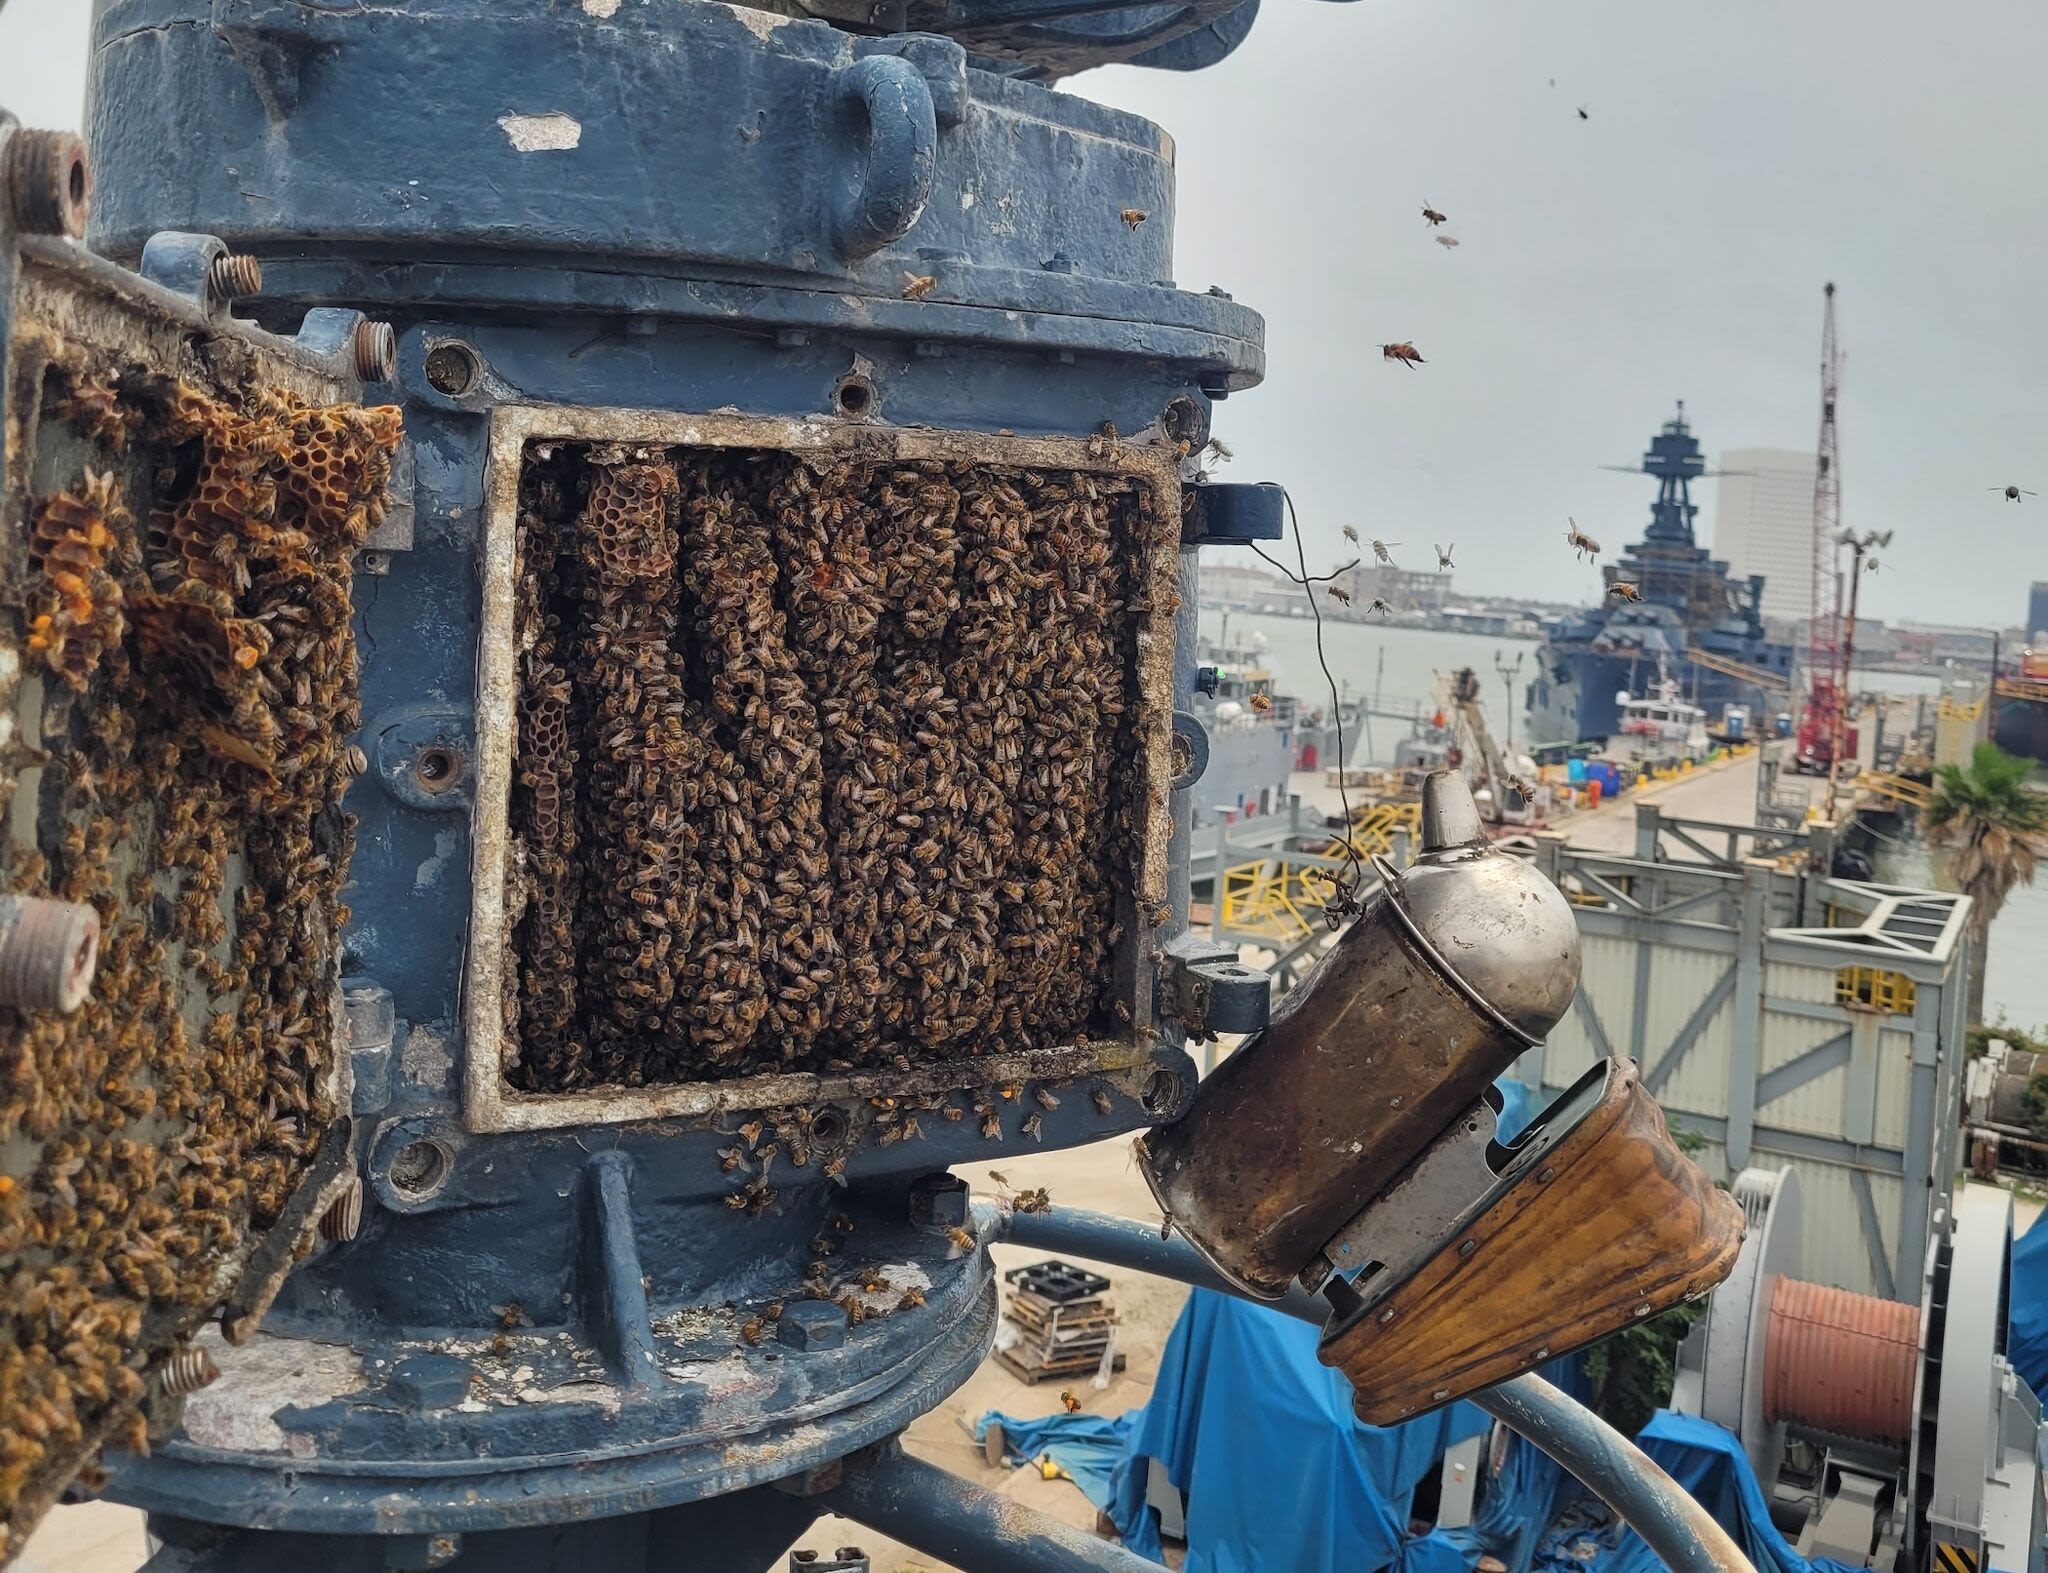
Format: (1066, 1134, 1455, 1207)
(1181, 480, 1285, 546)
(1158, 939, 1269, 1036)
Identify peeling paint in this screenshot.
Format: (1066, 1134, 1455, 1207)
(720, 2, 792, 41)
(498, 113, 583, 153)
(181, 1328, 366, 1455)
(582, 0, 621, 13)
(415, 825, 461, 891)
(400, 1023, 454, 1087)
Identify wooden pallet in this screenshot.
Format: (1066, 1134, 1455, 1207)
(1006, 1289, 1119, 1335)
(995, 1346, 1129, 1385)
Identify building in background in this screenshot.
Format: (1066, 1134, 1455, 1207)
(1332, 561, 1451, 614)
(2029, 582, 2048, 643)
(1712, 449, 1818, 624)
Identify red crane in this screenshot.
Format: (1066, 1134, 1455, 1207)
(1795, 283, 1854, 780)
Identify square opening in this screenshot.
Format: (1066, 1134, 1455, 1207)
(465, 410, 1180, 1132)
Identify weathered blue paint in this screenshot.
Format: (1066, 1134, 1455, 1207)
(78, 0, 1287, 1560)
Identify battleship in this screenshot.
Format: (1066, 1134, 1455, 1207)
(1526, 404, 1795, 746)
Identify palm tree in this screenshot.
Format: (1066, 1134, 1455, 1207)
(1925, 742, 2048, 1023)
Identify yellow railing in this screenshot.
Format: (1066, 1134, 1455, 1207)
(1938, 694, 1986, 721)
(1321, 800, 1421, 861)
(1855, 772, 1933, 811)
(1217, 860, 1328, 942)
(1835, 965, 1917, 1014)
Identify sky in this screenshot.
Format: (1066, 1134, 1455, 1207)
(3, 0, 2044, 626)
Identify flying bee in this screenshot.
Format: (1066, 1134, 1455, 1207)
(1327, 589, 1352, 607)
(1435, 543, 1455, 569)
(1992, 485, 2037, 502)
(1421, 202, 1447, 227)
(1506, 773, 1537, 803)
(1564, 519, 1600, 560)
(1380, 343, 1424, 369)
(1249, 691, 1274, 712)
(1370, 538, 1398, 565)
(1060, 1390, 1082, 1413)
(1342, 525, 1359, 544)
(1120, 208, 1148, 229)
(1435, 235, 1461, 249)
(989, 1171, 1011, 1187)
(1607, 581, 1641, 603)
(1368, 597, 1393, 617)
(901, 273, 938, 301)
(944, 1226, 976, 1252)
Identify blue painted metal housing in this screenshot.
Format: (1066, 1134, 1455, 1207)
(77, 0, 1277, 1555)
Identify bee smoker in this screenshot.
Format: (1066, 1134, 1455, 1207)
(1138, 770, 1745, 1422)
(1138, 770, 1581, 1297)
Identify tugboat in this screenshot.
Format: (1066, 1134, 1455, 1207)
(1526, 404, 1795, 746)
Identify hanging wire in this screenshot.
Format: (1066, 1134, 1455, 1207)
(1242, 491, 1367, 922)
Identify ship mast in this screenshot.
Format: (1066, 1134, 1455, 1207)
(1808, 283, 1847, 815)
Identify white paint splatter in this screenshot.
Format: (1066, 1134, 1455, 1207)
(583, 0, 621, 13)
(498, 112, 583, 153)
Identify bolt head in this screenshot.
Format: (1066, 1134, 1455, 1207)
(389, 1352, 473, 1409)
(777, 1301, 848, 1352)
(908, 1172, 969, 1230)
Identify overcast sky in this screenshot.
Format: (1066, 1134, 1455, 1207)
(4, 0, 2043, 626)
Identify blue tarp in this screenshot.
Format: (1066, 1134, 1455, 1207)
(973, 1408, 1134, 1513)
(1105, 1290, 1580, 1572)
(1532, 1412, 1863, 1573)
(2009, 1212, 2048, 1400)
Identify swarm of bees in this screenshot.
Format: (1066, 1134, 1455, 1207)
(508, 449, 1165, 1089)
(1564, 518, 1600, 561)
(0, 361, 400, 1542)
(1380, 343, 1425, 369)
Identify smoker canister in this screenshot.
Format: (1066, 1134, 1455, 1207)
(1136, 772, 1582, 1298)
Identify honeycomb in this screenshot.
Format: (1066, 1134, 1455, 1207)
(0, 364, 400, 1552)
(507, 446, 1161, 1091)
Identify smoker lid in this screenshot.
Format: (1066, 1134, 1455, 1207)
(1379, 773, 1582, 1043)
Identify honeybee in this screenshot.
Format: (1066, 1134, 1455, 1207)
(1120, 208, 1147, 229)
(1607, 581, 1642, 603)
(1021, 1114, 1043, 1142)
(1327, 589, 1352, 607)
(1421, 203, 1447, 227)
(1564, 519, 1600, 561)
(1060, 1390, 1082, 1413)
(1249, 692, 1274, 712)
(1014, 1187, 1051, 1214)
(897, 1287, 926, 1310)
(944, 1226, 976, 1252)
(901, 273, 938, 301)
(989, 1171, 1010, 1187)
(1091, 1088, 1113, 1116)
(1506, 773, 1537, 803)
(1380, 342, 1424, 369)
(740, 1317, 765, 1345)
(1032, 1086, 1059, 1111)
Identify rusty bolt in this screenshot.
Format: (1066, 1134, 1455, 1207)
(352, 319, 397, 383)
(0, 895, 100, 1013)
(319, 1177, 365, 1243)
(158, 1346, 220, 1398)
(5, 128, 90, 238)
(206, 253, 263, 302)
